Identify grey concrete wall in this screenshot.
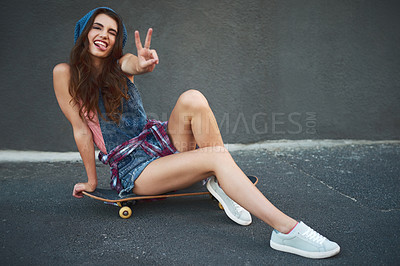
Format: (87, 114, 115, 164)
(1, 0, 399, 152)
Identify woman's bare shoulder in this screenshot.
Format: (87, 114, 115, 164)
(53, 63, 71, 92)
(53, 63, 71, 76)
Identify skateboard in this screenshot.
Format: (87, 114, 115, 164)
(82, 175, 258, 219)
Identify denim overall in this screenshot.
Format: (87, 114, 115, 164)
(97, 78, 176, 195)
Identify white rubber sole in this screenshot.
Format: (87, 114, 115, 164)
(206, 179, 252, 226)
(270, 240, 340, 259)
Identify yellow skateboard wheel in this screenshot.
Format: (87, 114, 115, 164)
(119, 206, 132, 219)
(218, 202, 224, 210)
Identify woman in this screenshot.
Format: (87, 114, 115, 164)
(53, 7, 340, 259)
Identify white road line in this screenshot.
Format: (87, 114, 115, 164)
(0, 140, 399, 162)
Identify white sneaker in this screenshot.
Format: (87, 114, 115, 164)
(270, 221, 340, 259)
(206, 176, 252, 226)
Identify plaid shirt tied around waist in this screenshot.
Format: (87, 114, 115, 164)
(98, 119, 177, 193)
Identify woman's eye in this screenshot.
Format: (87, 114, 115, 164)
(92, 26, 101, 30)
(110, 32, 117, 36)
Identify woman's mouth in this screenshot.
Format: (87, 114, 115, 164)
(94, 40, 108, 51)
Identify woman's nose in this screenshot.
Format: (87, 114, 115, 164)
(99, 30, 108, 39)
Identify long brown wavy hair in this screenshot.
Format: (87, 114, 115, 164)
(69, 8, 128, 123)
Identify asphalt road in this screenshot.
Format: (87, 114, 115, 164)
(1, 142, 399, 265)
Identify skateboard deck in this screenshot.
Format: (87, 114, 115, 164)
(83, 175, 258, 219)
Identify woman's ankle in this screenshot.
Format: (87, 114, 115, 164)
(276, 219, 299, 234)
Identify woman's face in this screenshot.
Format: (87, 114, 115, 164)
(87, 13, 118, 59)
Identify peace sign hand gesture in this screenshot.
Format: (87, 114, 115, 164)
(135, 28, 159, 73)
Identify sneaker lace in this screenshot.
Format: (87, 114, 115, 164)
(301, 227, 326, 245)
(232, 201, 245, 213)
(214, 177, 246, 214)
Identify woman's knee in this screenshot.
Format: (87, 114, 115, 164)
(177, 89, 209, 111)
(197, 146, 232, 170)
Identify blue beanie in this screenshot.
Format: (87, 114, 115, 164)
(74, 7, 128, 48)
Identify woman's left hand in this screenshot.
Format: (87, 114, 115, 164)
(135, 28, 159, 73)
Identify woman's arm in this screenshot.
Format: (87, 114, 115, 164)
(53, 63, 98, 198)
(119, 28, 159, 76)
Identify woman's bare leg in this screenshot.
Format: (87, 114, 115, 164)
(167, 89, 223, 152)
(134, 89, 297, 233)
(133, 146, 297, 233)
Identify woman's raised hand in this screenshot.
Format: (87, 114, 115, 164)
(135, 28, 159, 73)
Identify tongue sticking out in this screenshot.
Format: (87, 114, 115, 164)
(95, 42, 107, 51)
